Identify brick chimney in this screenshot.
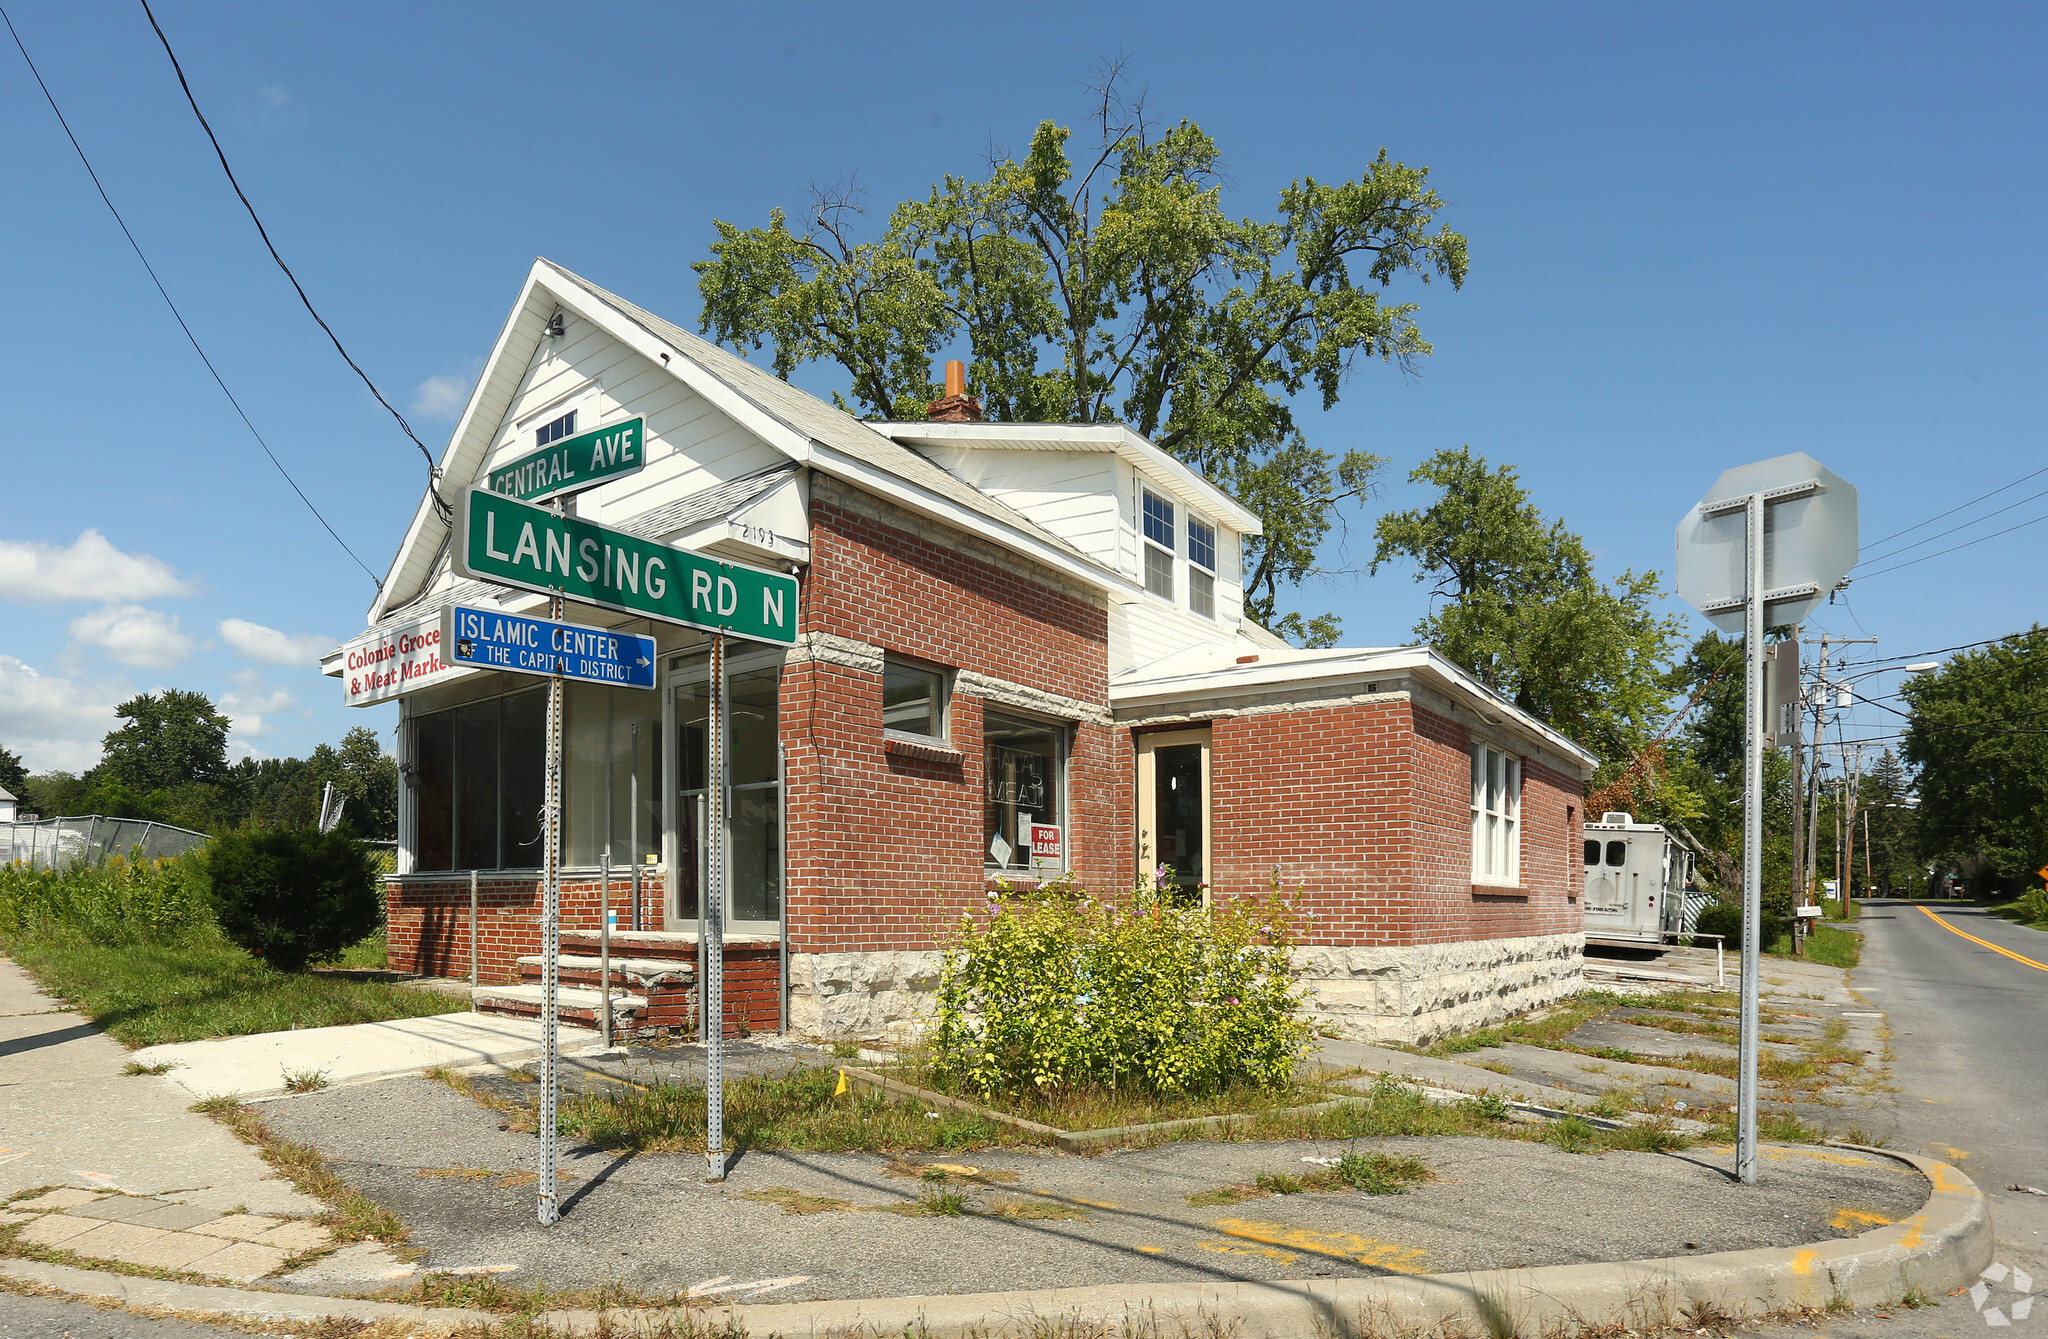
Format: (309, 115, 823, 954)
(926, 359, 982, 423)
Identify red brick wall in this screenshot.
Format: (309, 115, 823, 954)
(1202, 699, 1582, 950)
(783, 488, 1122, 956)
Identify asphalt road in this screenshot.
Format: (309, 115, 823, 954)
(1752, 898, 2048, 1339)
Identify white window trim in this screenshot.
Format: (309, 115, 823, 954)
(1140, 487, 1177, 603)
(1470, 744, 1522, 885)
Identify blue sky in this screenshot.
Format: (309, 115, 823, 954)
(3, 2, 2042, 774)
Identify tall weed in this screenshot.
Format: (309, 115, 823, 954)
(0, 856, 212, 944)
(930, 881, 1310, 1098)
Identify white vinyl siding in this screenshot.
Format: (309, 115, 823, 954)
(474, 326, 786, 530)
(912, 447, 1121, 565)
(1471, 745, 1521, 883)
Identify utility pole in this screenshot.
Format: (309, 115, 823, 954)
(1840, 743, 1868, 919)
(1801, 635, 1874, 914)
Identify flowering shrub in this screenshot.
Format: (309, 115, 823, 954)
(929, 880, 1311, 1099)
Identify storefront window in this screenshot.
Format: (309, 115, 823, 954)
(408, 687, 547, 871)
(984, 711, 1064, 874)
(672, 653, 782, 927)
(565, 682, 663, 868)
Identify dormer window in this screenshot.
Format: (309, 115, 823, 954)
(1187, 516, 1216, 619)
(536, 410, 577, 448)
(1142, 490, 1175, 600)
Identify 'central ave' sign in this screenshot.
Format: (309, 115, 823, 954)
(455, 488, 799, 646)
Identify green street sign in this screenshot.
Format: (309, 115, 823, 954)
(486, 417, 645, 503)
(455, 489, 798, 646)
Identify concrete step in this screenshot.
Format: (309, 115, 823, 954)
(472, 984, 645, 1026)
(515, 954, 695, 987)
(559, 930, 781, 956)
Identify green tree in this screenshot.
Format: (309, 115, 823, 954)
(306, 727, 398, 840)
(1370, 447, 1686, 779)
(1858, 750, 1922, 897)
(0, 744, 27, 799)
(696, 86, 1467, 643)
(97, 690, 230, 794)
(1902, 628, 2048, 894)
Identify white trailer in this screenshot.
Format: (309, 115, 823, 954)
(1582, 812, 1694, 945)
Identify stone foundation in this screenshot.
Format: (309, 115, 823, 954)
(787, 933, 1583, 1046)
(1296, 932, 1586, 1045)
(785, 950, 942, 1043)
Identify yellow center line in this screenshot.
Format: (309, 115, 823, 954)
(1917, 905, 2048, 973)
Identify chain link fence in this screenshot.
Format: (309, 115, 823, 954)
(0, 816, 210, 870)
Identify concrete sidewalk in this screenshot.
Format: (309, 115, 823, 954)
(134, 1009, 607, 1100)
(0, 957, 317, 1216)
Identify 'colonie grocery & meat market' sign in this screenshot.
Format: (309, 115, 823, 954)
(338, 611, 473, 706)
(455, 488, 798, 646)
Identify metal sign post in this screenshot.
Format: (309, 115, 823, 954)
(599, 852, 613, 1050)
(704, 632, 728, 1180)
(537, 584, 564, 1225)
(1676, 452, 1857, 1188)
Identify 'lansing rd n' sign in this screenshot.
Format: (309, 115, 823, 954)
(455, 488, 798, 646)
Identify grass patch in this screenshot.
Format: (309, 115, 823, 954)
(549, 1065, 1046, 1154)
(7, 928, 465, 1048)
(1190, 1151, 1436, 1205)
(331, 929, 389, 970)
(741, 1186, 852, 1215)
(1422, 990, 1737, 1059)
(887, 1056, 1357, 1133)
(120, 1060, 175, 1076)
(1987, 896, 2048, 931)
(192, 1096, 410, 1244)
(1769, 924, 1862, 968)
(1704, 1108, 1821, 1143)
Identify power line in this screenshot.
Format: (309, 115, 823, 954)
(1, 6, 380, 588)
(1835, 631, 2043, 670)
(1854, 481, 2048, 569)
(1861, 458, 2048, 552)
(1853, 510, 2048, 581)
(135, 0, 448, 521)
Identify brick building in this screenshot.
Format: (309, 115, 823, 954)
(326, 259, 1596, 1046)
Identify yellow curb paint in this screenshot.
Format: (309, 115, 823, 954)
(1917, 906, 2048, 972)
(1928, 1164, 1978, 1195)
(1894, 1215, 1927, 1250)
(1935, 1145, 1971, 1162)
(924, 1165, 979, 1176)
(1212, 1219, 1428, 1274)
(1762, 1148, 1879, 1168)
(1199, 1240, 1297, 1264)
(1792, 1250, 1818, 1275)
(1831, 1209, 1893, 1230)
(1073, 1199, 1120, 1210)
(1137, 1246, 1164, 1254)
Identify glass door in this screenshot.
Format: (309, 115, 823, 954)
(667, 647, 783, 935)
(1136, 728, 1211, 906)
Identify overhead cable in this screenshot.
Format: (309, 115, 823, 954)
(1, 5, 380, 587)
(1851, 510, 2048, 581)
(1860, 458, 2048, 552)
(1854, 482, 2048, 569)
(135, 0, 449, 519)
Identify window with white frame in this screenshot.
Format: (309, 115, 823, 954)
(881, 656, 948, 741)
(1141, 490, 1175, 600)
(535, 410, 576, 447)
(1470, 744, 1521, 882)
(1187, 516, 1216, 618)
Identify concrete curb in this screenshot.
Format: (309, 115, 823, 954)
(1, 1146, 1990, 1338)
(544, 1146, 1989, 1337)
(0, 1257, 496, 1334)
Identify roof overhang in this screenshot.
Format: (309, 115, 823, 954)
(872, 421, 1264, 536)
(1109, 644, 1600, 776)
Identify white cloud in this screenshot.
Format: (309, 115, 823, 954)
(0, 656, 119, 773)
(222, 671, 296, 741)
(68, 606, 193, 670)
(219, 618, 333, 667)
(410, 374, 473, 421)
(0, 530, 197, 603)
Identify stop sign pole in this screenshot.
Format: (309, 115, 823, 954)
(1676, 454, 1857, 1188)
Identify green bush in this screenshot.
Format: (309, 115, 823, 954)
(0, 856, 211, 944)
(1693, 899, 1790, 948)
(2014, 888, 2048, 925)
(202, 828, 380, 972)
(929, 882, 1311, 1099)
